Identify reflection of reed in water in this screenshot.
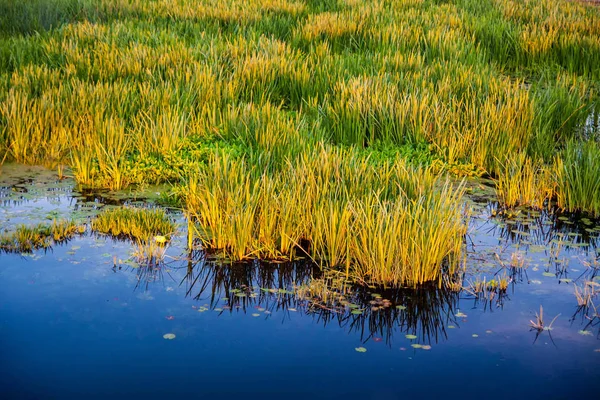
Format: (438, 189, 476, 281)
(305, 283, 459, 346)
(181, 255, 318, 309)
(182, 255, 459, 346)
(484, 206, 600, 253)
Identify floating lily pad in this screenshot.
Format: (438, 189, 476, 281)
(252, 313, 260, 317)
(455, 312, 467, 318)
(530, 280, 542, 284)
(396, 305, 407, 311)
(411, 344, 422, 349)
(542, 272, 555, 277)
(448, 325, 456, 329)
(235, 293, 246, 297)
(579, 330, 592, 336)
(355, 347, 367, 353)
(558, 278, 572, 283)
(351, 309, 364, 315)
(163, 333, 176, 340)
(288, 308, 297, 312)
(421, 345, 431, 350)
(472, 334, 479, 338)
(405, 334, 417, 340)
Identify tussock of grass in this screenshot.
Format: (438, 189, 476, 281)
(182, 147, 467, 287)
(0, 219, 83, 252)
(494, 153, 555, 209)
(91, 207, 176, 242)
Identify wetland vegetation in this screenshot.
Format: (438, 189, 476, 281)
(0, 1, 600, 396)
(1, 0, 600, 287)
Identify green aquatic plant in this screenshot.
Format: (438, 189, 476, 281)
(494, 153, 555, 209)
(0, 219, 83, 252)
(182, 147, 467, 287)
(91, 207, 176, 243)
(555, 140, 600, 216)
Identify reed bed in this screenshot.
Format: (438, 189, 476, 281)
(1, 0, 599, 283)
(182, 147, 467, 287)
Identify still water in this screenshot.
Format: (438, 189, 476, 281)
(1, 165, 599, 399)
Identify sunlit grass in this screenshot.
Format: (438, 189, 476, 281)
(0, 219, 84, 252)
(1, 0, 599, 284)
(182, 147, 467, 287)
(91, 207, 176, 242)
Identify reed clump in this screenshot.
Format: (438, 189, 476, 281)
(554, 140, 600, 216)
(494, 153, 555, 209)
(0, 219, 83, 252)
(182, 147, 467, 287)
(91, 207, 176, 242)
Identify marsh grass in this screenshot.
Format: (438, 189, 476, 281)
(555, 140, 600, 216)
(91, 207, 176, 243)
(1, 0, 599, 284)
(0, 219, 83, 252)
(494, 154, 555, 209)
(183, 147, 467, 287)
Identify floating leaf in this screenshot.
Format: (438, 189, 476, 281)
(558, 278, 572, 283)
(485, 330, 492, 334)
(235, 293, 246, 297)
(411, 344, 422, 349)
(542, 272, 555, 277)
(355, 347, 367, 353)
(448, 325, 456, 329)
(455, 312, 467, 318)
(421, 345, 431, 350)
(214, 308, 223, 312)
(472, 334, 479, 338)
(530, 279, 542, 284)
(396, 305, 407, 311)
(252, 313, 260, 317)
(163, 333, 176, 340)
(288, 308, 297, 312)
(351, 309, 364, 315)
(579, 330, 592, 336)
(405, 334, 417, 340)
